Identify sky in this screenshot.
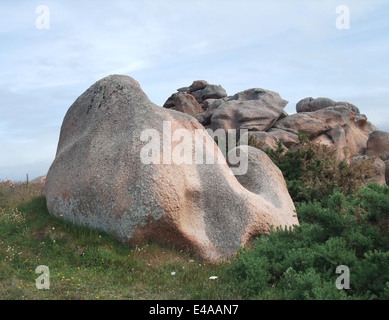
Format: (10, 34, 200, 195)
(1, 0, 389, 181)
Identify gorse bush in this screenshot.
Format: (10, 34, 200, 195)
(232, 183, 389, 300)
(265, 140, 377, 203)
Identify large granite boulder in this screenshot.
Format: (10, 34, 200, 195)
(243, 131, 279, 152)
(274, 113, 326, 139)
(162, 92, 203, 116)
(167, 84, 289, 133)
(164, 80, 227, 109)
(366, 131, 389, 161)
(194, 99, 226, 126)
(228, 146, 296, 218)
(190, 84, 227, 103)
(203, 88, 289, 132)
(296, 97, 360, 114)
(189, 80, 209, 92)
(267, 128, 300, 149)
(46, 75, 298, 262)
(275, 106, 376, 160)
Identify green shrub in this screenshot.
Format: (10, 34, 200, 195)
(232, 184, 389, 300)
(278, 267, 347, 300)
(265, 141, 377, 203)
(353, 250, 389, 299)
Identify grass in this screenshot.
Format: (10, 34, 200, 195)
(0, 182, 243, 300)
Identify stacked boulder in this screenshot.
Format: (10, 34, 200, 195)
(163, 80, 227, 115)
(163, 82, 388, 185)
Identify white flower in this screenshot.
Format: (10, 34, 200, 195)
(171, 272, 176, 276)
(209, 276, 218, 280)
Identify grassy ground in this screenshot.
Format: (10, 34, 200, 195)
(0, 182, 244, 300)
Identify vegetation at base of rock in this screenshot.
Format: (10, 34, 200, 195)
(232, 183, 389, 300)
(231, 136, 389, 299)
(264, 138, 377, 203)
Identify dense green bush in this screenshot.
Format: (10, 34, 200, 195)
(233, 183, 389, 300)
(264, 140, 376, 203)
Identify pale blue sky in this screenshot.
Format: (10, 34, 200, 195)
(1, 0, 389, 181)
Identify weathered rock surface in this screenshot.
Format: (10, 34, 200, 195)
(296, 97, 360, 114)
(296, 97, 337, 113)
(267, 128, 300, 149)
(162, 92, 203, 116)
(366, 131, 389, 161)
(228, 146, 297, 225)
(165, 84, 288, 133)
(166, 82, 386, 175)
(275, 106, 376, 160)
(189, 80, 209, 92)
(191, 84, 227, 103)
(241, 129, 300, 153)
(243, 131, 279, 152)
(46, 75, 298, 262)
(164, 80, 227, 109)
(163, 80, 227, 115)
(205, 88, 289, 133)
(194, 99, 226, 126)
(274, 113, 326, 138)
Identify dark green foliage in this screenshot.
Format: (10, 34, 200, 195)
(353, 250, 389, 299)
(265, 141, 376, 203)
(232, 184, 389, 300)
